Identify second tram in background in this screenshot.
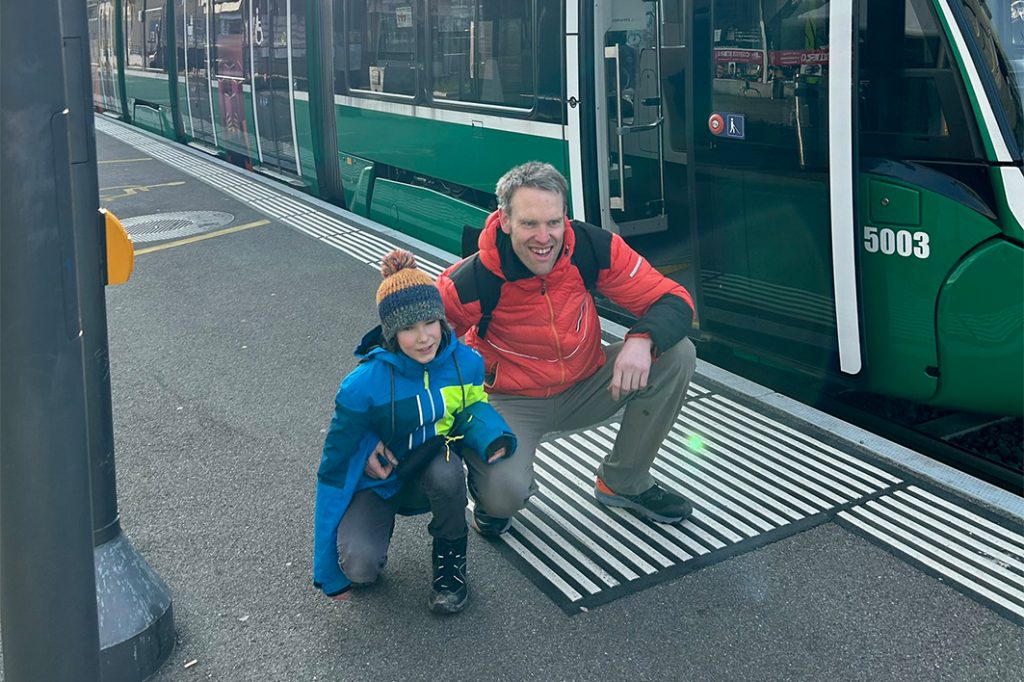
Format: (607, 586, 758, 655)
(89, 0, 1024, 418)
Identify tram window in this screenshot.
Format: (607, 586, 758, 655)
(428, 0, 537, 110)
(212, 0, 246, 79)
(292, 0, 309, 92)
(344, 0, 418, 97)
(960, 0, 1024, 154)
(858, 0, 980, 160)
(709, 0, 831, 168)
(144, 5, 166, 70)
(124, 1, 145, 71)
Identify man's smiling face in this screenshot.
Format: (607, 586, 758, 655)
(500, 186, 566, 277)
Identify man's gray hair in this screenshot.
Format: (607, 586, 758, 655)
(495, 161, 568, 214)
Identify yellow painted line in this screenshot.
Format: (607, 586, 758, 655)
(101, 181, 187, 203)
(134, 219, 272, 255)
(98, 157, 152, 164)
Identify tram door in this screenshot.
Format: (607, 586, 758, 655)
(183, 0, 217, 146)
(595, 1, 669, 236)
(690, 0, 841, 373)
(250, 0, 299, 174)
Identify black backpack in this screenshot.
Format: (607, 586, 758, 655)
(460, 220, 603, 339)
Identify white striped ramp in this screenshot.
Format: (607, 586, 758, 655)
(839, 486, 1024, 624)
(491, 386, 904, 611)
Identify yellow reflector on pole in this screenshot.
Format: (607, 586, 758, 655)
(102, 208, 133, 284)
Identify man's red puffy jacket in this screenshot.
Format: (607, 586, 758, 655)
(437, 211, 695, 398)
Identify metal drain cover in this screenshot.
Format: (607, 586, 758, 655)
(120, 211, 235, 243)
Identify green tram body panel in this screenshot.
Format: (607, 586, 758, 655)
(334, 104, 567, 197)
(858, 171, 1003, 405)
(369, 180, 490, 256)
(936, 240, 1024, 415)
(332, 103, 567, 250)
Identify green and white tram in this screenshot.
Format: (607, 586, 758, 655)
(89, 0, 1024, 416)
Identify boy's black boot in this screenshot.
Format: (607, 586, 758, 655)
(428, 536, 468, 614)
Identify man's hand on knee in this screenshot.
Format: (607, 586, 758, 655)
(609, 336, 653, 400)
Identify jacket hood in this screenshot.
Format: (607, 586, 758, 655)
(353, 324, 456, 376)
(478, 209, 577, 282)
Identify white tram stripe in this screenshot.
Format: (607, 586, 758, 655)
(529, 497, 641, 582)
(840, 507, 1024, 618)
(223, 184, 277, 203)
(865, 499, 1024, 585)
(586, 425, 771, 538)
(322, 233, 393, 263)
(510, 521, 603, 596)
(656, 433, 794, 526)
(502, 532, 584, 603)
(709, 396, 901, 487)
(666, 419, 831, 513)
(680, 403, 866, 501)
(894, 489, 1024, 559)
(532, 461, 666, 571)
(281, 215, 345, 239)
(904, 486, 1024, 550)
(558, 435, 715, 556)
(536, 443, 678, 565)
(557, 435, 711, 555)
(518, 508, 621, 588)
(662, 430, 809, 520)
(250, 196, 316, 218)
(567, 428, 747, 544)
(319, 235, 382, 264)
(666, 409, 854, 505)
(696, 403, 890, 495)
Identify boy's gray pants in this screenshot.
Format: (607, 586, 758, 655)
(336, 452, 466, 585)
(465, 338, 696, 519)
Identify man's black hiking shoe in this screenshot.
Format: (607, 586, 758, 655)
(594, 477, 694, 523)
(428, 536, 468, 614)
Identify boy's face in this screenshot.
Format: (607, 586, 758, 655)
(396, 319, 442, 363)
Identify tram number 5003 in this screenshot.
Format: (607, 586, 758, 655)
(862, 226, 930, 259)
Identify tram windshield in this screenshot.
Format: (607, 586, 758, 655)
(962, 1, 1024, 153)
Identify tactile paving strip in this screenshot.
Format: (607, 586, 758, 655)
(494, 386, 904, 612)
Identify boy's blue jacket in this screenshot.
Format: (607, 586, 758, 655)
(313, 326, 515, 597)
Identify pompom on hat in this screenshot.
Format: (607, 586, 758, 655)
(376, 249, 446, 342)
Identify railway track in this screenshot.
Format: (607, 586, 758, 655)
(826, 391, 1022, 492)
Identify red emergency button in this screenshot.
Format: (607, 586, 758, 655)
(708, 113, 724, 135)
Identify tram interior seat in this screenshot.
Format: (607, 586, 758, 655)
(380, 62, 416, 96)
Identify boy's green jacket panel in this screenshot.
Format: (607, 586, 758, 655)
(313, 326, 516, 597)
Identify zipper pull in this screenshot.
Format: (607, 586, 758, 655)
(540, 278, 547, 295)
(423, 368, 429, 390)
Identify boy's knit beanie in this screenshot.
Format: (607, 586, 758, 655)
(376, 249, 446, 342)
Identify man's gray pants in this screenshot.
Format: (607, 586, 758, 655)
(465, 338, 696, 519)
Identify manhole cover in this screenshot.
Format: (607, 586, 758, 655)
(120, 211, 235, 243)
